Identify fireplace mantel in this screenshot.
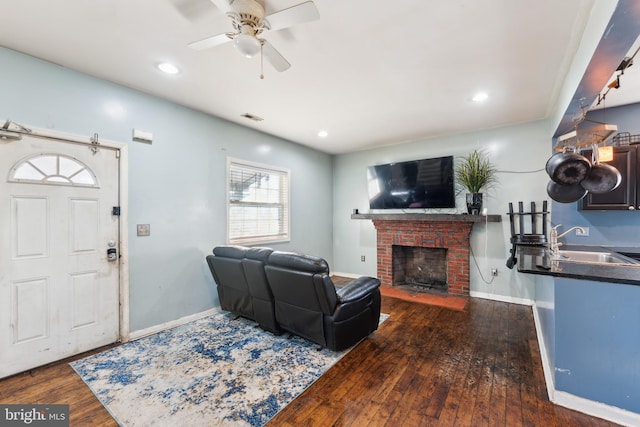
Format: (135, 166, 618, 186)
(351, 213, 501, 223)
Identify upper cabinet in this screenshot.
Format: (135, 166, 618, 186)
(580, 145, 640, 210)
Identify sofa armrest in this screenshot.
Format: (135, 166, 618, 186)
(336, 276, 381, 303)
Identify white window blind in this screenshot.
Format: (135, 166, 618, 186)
(227, 158, 290, 245)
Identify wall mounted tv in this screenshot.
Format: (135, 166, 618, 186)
(367, 156, 455, 209)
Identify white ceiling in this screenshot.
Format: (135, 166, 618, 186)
(1, 0, 636, 154)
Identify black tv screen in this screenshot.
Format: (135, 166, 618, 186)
(367, 156, 455, 209)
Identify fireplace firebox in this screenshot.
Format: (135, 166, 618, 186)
(392, 246, 448, 293)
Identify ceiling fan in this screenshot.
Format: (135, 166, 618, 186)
(185, 0, 319, 73)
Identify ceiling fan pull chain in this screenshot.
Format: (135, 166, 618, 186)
(260, 42, 264, 79)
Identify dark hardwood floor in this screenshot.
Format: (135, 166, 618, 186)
(0, 346, 118, 426)
(269, 294, 620, 426)
(0, 292, 621, 426)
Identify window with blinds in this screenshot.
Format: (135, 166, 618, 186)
(227, 158, 290, 245)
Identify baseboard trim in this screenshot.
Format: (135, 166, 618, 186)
(553, 390, 640, 427)
(128, 308, 220, 341)
(332, 271, 361, 279)
(469, 291, 534, 306)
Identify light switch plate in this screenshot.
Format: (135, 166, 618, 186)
(137, 224, 150, 236)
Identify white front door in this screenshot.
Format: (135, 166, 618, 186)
(0, 133, 121, 378)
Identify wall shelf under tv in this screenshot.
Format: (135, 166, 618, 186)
(351, 213, 501, 223)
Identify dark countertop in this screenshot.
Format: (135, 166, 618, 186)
(517, 244, 640, 286)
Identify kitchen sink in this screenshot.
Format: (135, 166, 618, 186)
(557, 250, 640, 265)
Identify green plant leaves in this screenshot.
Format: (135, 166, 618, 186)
(455, 149, 497, 193)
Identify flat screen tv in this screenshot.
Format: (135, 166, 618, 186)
(367, 156, 455, 209)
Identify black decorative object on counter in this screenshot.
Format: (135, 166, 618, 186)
(506, 201, 549, 269)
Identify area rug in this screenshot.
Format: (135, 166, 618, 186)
(71, 311, 387, 426)
(380, 285, 468, 311)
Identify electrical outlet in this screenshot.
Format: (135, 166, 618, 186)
(491, 268, 498, 277)
(576, 227, 589, 236)
(361, 255, 366, 262)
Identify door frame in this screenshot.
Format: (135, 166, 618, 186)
(2, 124, 130, 343)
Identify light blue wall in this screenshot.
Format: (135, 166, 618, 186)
(555, 278, 640, 413)
(0, 47, 334, 332)
(332, 119, 552, 300)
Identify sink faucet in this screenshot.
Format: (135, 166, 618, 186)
(549, 224, 586, 258)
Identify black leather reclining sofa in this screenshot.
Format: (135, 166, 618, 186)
(206, 245, 381, 351)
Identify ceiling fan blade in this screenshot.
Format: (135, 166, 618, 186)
(262, 41, 291, 72)
(208, 0, 234, 14)
(264, 1, 319, 32)
(188, 32, 232, 50)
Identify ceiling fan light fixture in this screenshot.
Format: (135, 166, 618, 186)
(234, 33, 262, 58)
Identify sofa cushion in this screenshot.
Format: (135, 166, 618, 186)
(267, 251, 330, 274)
(245, 247, 273, 262)
(213, 245, 248, 259)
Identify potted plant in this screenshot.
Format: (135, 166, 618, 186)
(455, 149, 497, 215)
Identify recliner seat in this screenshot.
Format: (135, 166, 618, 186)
(265, 251, 381, 351)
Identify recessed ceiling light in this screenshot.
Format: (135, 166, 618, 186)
(157, 62, 180, 75)
(472, 92, 489, 103)
(318, 130, 328, 138)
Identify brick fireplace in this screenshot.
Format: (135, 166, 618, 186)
(352, 212, 501, 297)
(372, 218, 475, 296)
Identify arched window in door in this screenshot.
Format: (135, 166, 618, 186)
(8, 153, 99, 187)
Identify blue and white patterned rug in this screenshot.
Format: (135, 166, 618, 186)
(71, 311, 387, 426)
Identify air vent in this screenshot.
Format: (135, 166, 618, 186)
(241, 113, 264, 122)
